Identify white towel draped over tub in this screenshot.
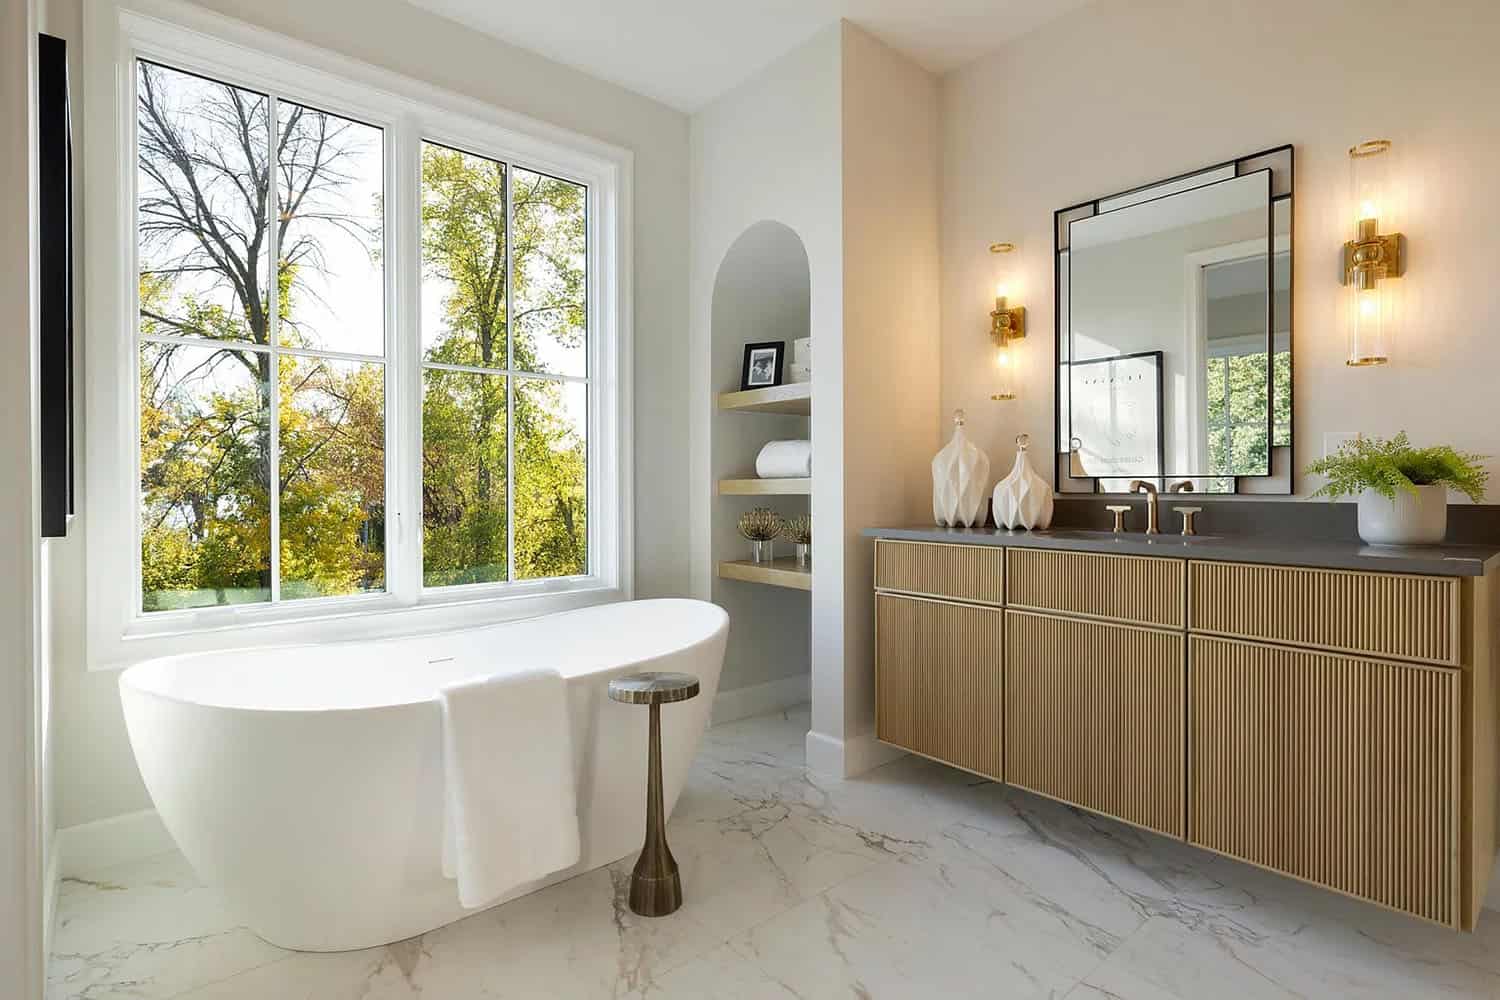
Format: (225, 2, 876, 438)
(755, 439, 812, 479)
(439, 668, 581, 909)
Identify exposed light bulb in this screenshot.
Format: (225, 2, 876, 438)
(994, 282, 1009, 303)
(1358, 199, 1379, 222)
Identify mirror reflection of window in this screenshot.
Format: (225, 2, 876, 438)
(1203, 251, 1290, 478)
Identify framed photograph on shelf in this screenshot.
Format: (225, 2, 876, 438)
(740, 341, 785, 391)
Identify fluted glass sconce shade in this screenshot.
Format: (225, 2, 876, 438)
(1343, 140, 1404, 366)
(991, 339, 1016, 401)
(988, 242, 1024, 400)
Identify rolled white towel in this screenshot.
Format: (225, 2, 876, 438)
(756, 440, 812, 479)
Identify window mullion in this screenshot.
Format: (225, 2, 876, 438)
(267, 93, 282, 604)
(505, 163, 516, 584)
(398, 121, 423, 604)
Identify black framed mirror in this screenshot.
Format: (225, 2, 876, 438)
(1054, 145, 1293, 495)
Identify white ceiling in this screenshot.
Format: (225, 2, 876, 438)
(404, 0, 1092, 112)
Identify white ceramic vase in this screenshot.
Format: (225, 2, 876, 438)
(1356, 484, 1447, 546)
(993, 434, 1053, 530)
(932, 410, 991, 528)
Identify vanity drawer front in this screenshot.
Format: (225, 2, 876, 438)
(1006, 611, 1184, 838)
(1189, 561, 1460, 666)
(1006, 548, 1184, 629)
(876, 594, 1003, 780)
(1189, 635, 1460, 927)
(874, 540, 1004, 606)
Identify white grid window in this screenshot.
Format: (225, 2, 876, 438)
(85, 2, 630, 665)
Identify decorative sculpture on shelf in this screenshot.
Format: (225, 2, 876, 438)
(932, 409, 991, 528)
(993, 433, 1053, 530)
(737, 507, 784, 563)
(782, 515, 812, 568)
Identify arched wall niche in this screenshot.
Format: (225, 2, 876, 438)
(709, 220, 812, 698)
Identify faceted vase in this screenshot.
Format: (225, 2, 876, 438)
(993, 434, 1053, 530)
(932, 411, 991, 528)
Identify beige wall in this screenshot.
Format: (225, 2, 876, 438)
(836, 24, 941, 760)
(49, 0, 690, 830)
(941, 0, 1500, 493)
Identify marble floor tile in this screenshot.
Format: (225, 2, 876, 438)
(47, 705, 1500, 999)
(169, 948, 420, 1000)
(699, 704, 810, 767)
(720, 841, 1115, 998)
(46, 852, 287, 1000)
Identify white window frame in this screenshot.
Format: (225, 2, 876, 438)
(83, 0, 633, 669)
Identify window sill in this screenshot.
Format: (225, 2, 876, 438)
(92, 579, 628, 672)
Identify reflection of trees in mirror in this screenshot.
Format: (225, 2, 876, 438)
(1205, 349, 1290, 478)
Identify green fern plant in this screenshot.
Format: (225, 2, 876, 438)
(1304, 432, 1488, 503)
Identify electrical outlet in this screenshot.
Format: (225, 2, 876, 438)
(1323, 432, 1358, 458)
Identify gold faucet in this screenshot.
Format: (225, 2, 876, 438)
(1168, 480, 1195, 493)
(1128, 480, 1160, 534)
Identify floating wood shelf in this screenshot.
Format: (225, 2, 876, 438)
(716, 383, 811, 415)
(717, 477, 812, 496)
(717, 558, 812, 591)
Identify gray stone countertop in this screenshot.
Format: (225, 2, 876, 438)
(863, 525, 1500, 577)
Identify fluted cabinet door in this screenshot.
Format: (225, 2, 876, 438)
(1005, 610, 1185, 838)
(875, 594, 1003, 781)
(1190, 635, 1460, 927)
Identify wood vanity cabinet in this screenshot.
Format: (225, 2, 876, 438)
(875, 593, 1003, 780)
(1185, 560, 1491, 929)
(871, 537, 1500, 930)
(1006, 610, 1184, 838)
(1190, 634, 1461, 926)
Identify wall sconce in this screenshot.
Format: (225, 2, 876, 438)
(1342, 139, 1405, 367)
(989, 242, 1025, 401)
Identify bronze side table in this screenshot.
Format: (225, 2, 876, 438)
(608, 671, 700, 917)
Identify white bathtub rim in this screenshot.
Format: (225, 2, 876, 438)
(119, 597, 729, 714)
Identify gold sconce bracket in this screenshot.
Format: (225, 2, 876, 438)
(1342, 232, 1406, 287)
(990, 304, 1026, 342)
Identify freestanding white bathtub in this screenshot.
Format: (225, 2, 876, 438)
(119, 599, 729, 952)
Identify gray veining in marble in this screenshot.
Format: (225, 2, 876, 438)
(864, 525, 1500, 576)
(48, 705, 1500, 999)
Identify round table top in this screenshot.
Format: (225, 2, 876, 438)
(608, 672, 701, 705)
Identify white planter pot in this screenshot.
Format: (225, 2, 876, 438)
(1356, 485, 1448, 546)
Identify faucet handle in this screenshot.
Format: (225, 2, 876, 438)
(1105, 505, 1131, 533)
(1173, 506, 1203, 536)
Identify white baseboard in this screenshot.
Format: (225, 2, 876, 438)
(711, 673, 809, 727)
(57, 808, 175, 877)
(805, 729, 907, 778)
